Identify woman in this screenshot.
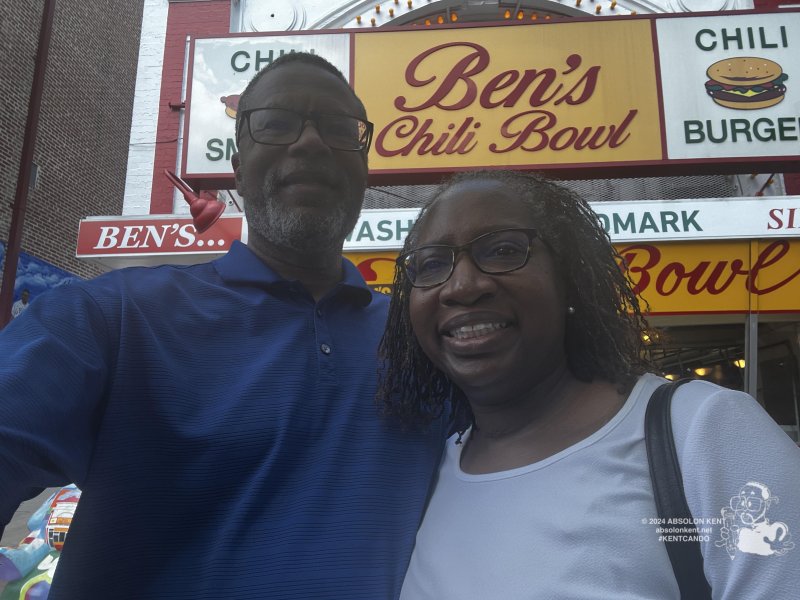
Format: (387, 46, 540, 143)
(378, 171, 800, 599)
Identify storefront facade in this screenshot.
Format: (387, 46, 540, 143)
(78, 0, 800, 440)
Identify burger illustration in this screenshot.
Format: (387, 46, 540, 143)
(705, 57, 788, 110)
(220, 94, 240, 119)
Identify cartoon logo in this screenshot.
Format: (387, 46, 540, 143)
(220, 94, 240, 119)
(715, 481, 795, 559)
(704, 57, 788, 110)
(45, 487, 80, 551)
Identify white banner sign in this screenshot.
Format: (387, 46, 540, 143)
(343, 196, 800, 250)
(184, 34, 350, 177)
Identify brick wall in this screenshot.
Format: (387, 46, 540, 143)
(0, 0, 144, 280)
(149, 0, 231, 214)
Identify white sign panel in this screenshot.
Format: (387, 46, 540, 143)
(658, 13, 800, 160)
(343, 197, 800, 250)
(185, 34, 350, 177)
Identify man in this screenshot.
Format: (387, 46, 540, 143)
(0, 53, 445, 599)
(10, 289, 29, 318)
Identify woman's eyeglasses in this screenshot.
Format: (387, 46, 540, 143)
(399, 228, 539, 288)
(238, 107, 373, 152)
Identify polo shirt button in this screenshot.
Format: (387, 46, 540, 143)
(316, 308, 323, 317)
(320, 343, 331, 355)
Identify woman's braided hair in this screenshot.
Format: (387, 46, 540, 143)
(376, 170, 653, 430)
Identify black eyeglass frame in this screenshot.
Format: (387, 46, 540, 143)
(398, 227, 540, 289)
(237, 107, 374, 152)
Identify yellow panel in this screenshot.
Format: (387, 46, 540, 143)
(354, 20, 662, 171)
(347, 239, 800, 314)
(615, 241, 752, 314)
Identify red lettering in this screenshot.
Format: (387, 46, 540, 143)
(394, 45, 601, 113)
(656, 263, 684, 296)
(617, 244, 660, 295)
(489, 109, 637, 154)
(356, 257, 396, 282)
(490, 110, 553, 153)
(375, 115, 479, 157)
(394, 42, 488, 111)
(549, 126, 578, 151)
(767, 208, 783, 230)
(500, 68, 560, 108)
(685, 260, 744, 295)
(608, 110, 637, 148)
(748, 241, 800, 294)
(618, 242, 800, 301)
(555, 55, 600, 106)
(479, 71, 519, 108)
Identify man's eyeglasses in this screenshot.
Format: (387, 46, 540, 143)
(238, 107, 373, 152)
(399, 228, 539, 289)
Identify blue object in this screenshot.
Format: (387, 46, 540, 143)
(0, 241, 79, 304)
(0, 242, 445, 599)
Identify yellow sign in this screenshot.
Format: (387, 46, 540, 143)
(347, 239, 800, 314)
(354, 20, 662, 174)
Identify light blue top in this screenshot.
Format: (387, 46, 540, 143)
(401, 374, 800, 599)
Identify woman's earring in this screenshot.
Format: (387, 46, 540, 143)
(567, 306, 576, 315)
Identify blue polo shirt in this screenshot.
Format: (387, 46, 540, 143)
(0, 241, 445, 599)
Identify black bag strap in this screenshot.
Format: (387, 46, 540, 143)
(645, 379, 712, 600)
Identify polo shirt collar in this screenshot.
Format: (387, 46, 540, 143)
(214, 241, 373, 306)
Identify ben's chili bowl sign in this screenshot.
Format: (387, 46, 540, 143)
(354, 20, 662, 172)
(181, 11, 800, 188)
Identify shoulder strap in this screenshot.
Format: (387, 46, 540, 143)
(645, 379, 712, 600)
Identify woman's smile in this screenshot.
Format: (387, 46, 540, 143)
(446, 321, 509, 340)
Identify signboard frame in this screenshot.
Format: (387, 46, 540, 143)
(181, 8, 800, 190)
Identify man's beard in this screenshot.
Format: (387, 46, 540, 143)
(245, 171, 362, 255)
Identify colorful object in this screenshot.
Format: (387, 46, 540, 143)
(0, 486, 81, 600)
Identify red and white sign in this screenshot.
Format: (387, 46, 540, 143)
(77, 215, 244, 269)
